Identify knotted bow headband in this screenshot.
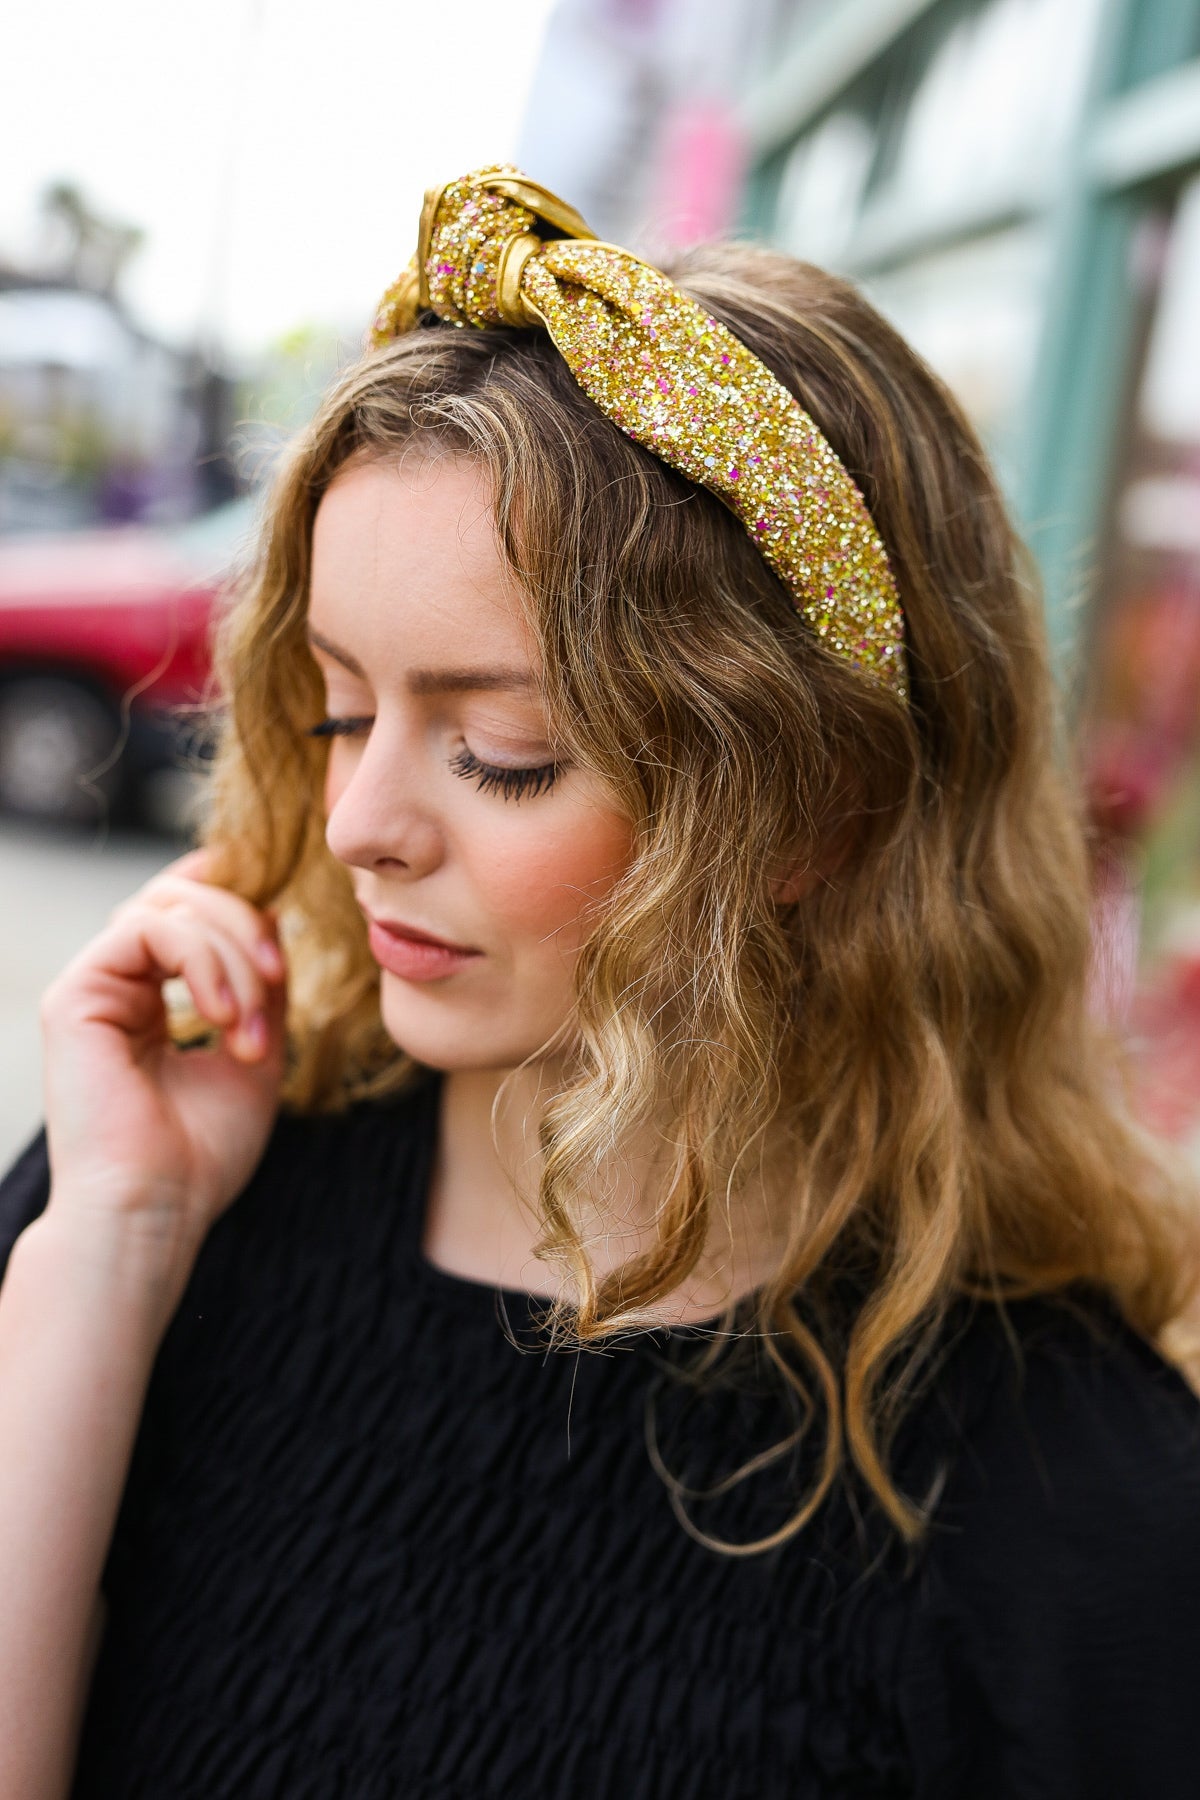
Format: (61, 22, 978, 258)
(370, 166, 908, 703)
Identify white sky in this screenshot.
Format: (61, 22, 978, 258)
(0, 0, 557, 357)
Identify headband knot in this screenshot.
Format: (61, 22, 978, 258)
(371, 166, 909, 703)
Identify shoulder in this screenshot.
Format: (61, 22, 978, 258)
(925, 1290, 1200, 1558)
(0, 1072, 438, 1287)
(895, 1292, 1200, 1796)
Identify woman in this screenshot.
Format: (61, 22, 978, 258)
(2, 168, 1198, 1798)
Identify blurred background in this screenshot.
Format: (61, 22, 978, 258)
(2, 0, 1198, 1169)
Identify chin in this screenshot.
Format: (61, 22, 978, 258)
(378, 976, 549, 1074)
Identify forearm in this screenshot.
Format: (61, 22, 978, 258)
(0, 1207, 184, 1800)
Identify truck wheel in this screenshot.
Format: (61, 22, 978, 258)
(0, 676, 126, 824)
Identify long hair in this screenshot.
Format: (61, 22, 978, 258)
(201, 241, 1198, 1545)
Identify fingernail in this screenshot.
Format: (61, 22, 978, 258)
(241, 1012, 269, 1057)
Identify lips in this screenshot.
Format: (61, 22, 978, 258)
(369, 916, 477, 955)
(363, 911, 482, 983)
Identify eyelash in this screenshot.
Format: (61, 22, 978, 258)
(305, 716, 560, 801)
(450, 746, 560, 800)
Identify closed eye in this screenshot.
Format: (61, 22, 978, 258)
(306, 717, 561, 801)
(449, 746, 560, 801)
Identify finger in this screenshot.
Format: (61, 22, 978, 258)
(168, 846, 215, 880)
(207, 966, 289, 1095)
(121, 876, 286, 985)
(83, 908, 270, 1056)
(145, 909, 283, 1062)
(177, 917, 271, 1054)
(212, 957, 289, 1068)
(167, 935, 239, 1029)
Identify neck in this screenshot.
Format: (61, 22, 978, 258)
(424, 1064, 784, 1324)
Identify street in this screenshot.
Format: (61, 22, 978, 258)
(0, 818, 176, 1171)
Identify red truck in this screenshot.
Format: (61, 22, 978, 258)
(0, 500, 253, 828)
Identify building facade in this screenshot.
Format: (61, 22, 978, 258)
(740, 0, 1200, 1150)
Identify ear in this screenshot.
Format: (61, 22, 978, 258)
(769, 862, 822, 905)
(768, 813, 857, 905)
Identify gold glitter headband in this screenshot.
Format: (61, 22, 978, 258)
(371, 166, 908, 702)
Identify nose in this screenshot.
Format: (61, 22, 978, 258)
(323, 725, 444, 879)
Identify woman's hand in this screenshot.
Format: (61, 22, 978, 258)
(37, 847, 289, 1296)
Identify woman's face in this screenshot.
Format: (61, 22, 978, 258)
(307, 455, 634, 1073)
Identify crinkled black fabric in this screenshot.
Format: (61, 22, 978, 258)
(2, 1075, 1199, 1798)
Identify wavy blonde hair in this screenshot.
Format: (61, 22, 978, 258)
(201, 242, 1197, 1546)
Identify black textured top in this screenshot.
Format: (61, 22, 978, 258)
(3, 1073, 1200, 1799)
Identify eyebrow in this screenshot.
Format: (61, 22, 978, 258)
(305, 626, 535, 695)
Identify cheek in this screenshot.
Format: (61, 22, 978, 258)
(475, 806, 634, 944)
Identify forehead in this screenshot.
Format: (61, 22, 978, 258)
(308, 456, 535, 666)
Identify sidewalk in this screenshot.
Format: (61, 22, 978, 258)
(0, 819, 171, 1170)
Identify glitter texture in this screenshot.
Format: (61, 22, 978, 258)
(370, 167, 908, 703)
